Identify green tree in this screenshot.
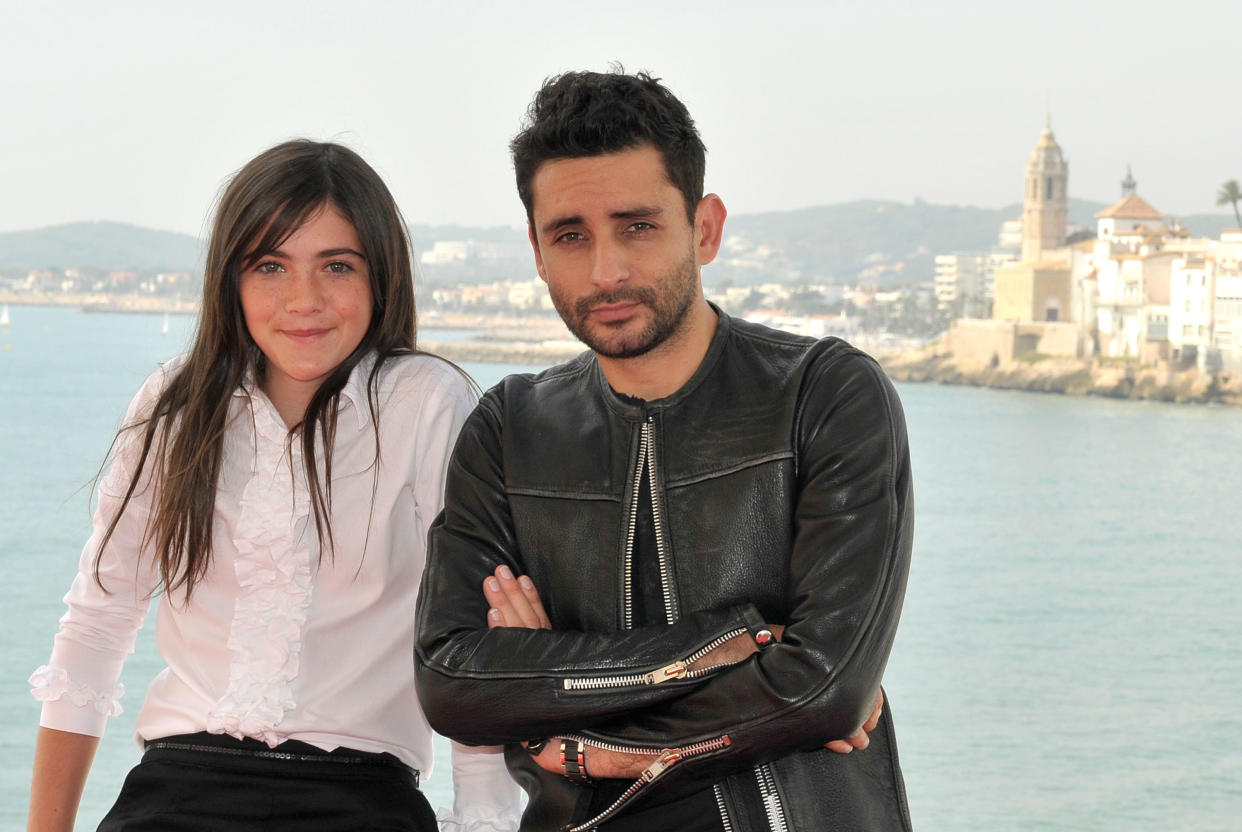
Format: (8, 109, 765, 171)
(1217, 179, 1242, 227)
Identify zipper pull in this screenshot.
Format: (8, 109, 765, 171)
(645, 661, 687, 684)
(640, 748, 684, 782)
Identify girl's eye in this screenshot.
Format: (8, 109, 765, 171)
(326, 261, 353, 274)
(255, 262, 283, 275)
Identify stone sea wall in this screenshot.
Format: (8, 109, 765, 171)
(878, 347, 1242, 406)
(426, 337, 1242, 407)
(422, 340, 585, 365)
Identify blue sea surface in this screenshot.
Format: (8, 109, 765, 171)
(2, 305, 1240, 829)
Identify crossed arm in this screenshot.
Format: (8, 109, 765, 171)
(481, 564, 884, 779)
(417, 350, 913, 786)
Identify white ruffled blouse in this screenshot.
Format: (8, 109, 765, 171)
(32, 352, 521, 830)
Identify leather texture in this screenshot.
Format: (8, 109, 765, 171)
(416, 311, 915, 831)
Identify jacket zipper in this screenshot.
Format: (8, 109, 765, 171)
(621, 421, 647, 631)
(623, 417, 679, 630)
(647, 411, 790, 831)
(755, 763, 789, 832)
(713, 784, 735, 832)
(645, 416, 679, 624)
(562, 628, 748, 690)
(565, 733, 733, 832)
(588, 417, 742, 830)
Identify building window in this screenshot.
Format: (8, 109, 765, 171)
(1045, 177, 1054, 200)
(1183, 324, 1193, 337)
(1199, 325, 1208, 337)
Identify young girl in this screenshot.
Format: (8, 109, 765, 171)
(27, 140, 520, 831)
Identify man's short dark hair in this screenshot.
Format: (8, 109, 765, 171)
(511, 69, 707, 225)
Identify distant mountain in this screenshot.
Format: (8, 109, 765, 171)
(718, 198, 1237, 285)
(0, 221, 203, 271)
(2, 202, 1234, 283)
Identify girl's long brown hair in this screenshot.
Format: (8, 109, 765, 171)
(96, 140, 420, 601)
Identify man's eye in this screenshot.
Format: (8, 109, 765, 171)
(555, 231, 584, 244)
(627, 222, 655, 233)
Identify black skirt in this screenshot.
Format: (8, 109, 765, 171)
(97, 732, 437, 832)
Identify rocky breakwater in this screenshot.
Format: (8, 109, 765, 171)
(879, 346, 1242, 406)
(420, 339, 584, 366)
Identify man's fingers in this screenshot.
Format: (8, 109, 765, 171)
(483, 575, 516, 627)
(483, 565, 547, 629)
(481, 565, 550, 629)
(496, 565, 545, 628)
(483, 569, 529, 627)
(863, 689, 884, 732)
(825, 727, 870, 754)
(517, 574, 552, 629)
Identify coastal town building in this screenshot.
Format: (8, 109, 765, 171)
(419, 240, 527, 264)
(1021, 119, 1069, 263)
(933, 248, 1018, 317)
(949, 121, 1242, 371)
(934, 253, 986, 310)
(1214, 250, 1242, 368)
(992, 120, 1073, 325)
(946, 121, 1083, 363)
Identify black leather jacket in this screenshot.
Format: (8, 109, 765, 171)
(417, 312, 915, 831)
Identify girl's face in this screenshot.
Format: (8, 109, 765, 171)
(239, 203, 373, 423)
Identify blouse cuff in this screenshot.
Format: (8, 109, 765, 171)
(30, 665, 124, 736)
(435, 806, 522, 832)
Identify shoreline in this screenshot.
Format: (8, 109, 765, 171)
(0, 291, 198, 315)
(423, 340, 585, 365)
(877, 347, 1242, 406)
(7, 294, 1237, 406)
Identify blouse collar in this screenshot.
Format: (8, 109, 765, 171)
(235, 352, 378, 432)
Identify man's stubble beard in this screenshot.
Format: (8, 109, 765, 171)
(550, 250, 699, 360)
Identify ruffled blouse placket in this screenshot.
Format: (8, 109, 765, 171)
(205, 391, 316, 745)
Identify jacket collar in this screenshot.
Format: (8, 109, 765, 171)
(592, 303, 732, 419)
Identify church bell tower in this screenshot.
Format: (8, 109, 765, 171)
(1021, 118, 1068, 262)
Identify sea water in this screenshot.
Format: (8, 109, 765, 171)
(2, 305, 1239, 830)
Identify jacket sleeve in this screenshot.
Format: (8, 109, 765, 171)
(415, 390, 761, 746)
(580, 348, 914, 782)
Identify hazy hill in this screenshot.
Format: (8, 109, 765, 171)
(0, 221, 203, 271)
(0, 221, 528, 274)
(2, 202, 1235, 284)
(718, 198, 1237, 285)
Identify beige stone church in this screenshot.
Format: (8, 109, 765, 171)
(950, 120, 1242, 369)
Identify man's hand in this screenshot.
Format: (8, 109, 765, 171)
(483, 564, 550, 629)
(825, 689, 884, 753)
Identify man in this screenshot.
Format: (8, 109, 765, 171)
(416, 69, 914, 831)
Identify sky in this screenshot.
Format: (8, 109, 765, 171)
(3, 0, 1239, 237)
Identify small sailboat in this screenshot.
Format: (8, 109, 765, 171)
(0, 303, 10, 327)
(161, 311, 169, 336)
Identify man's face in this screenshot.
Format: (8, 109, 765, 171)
(528, 144, 702, 360)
